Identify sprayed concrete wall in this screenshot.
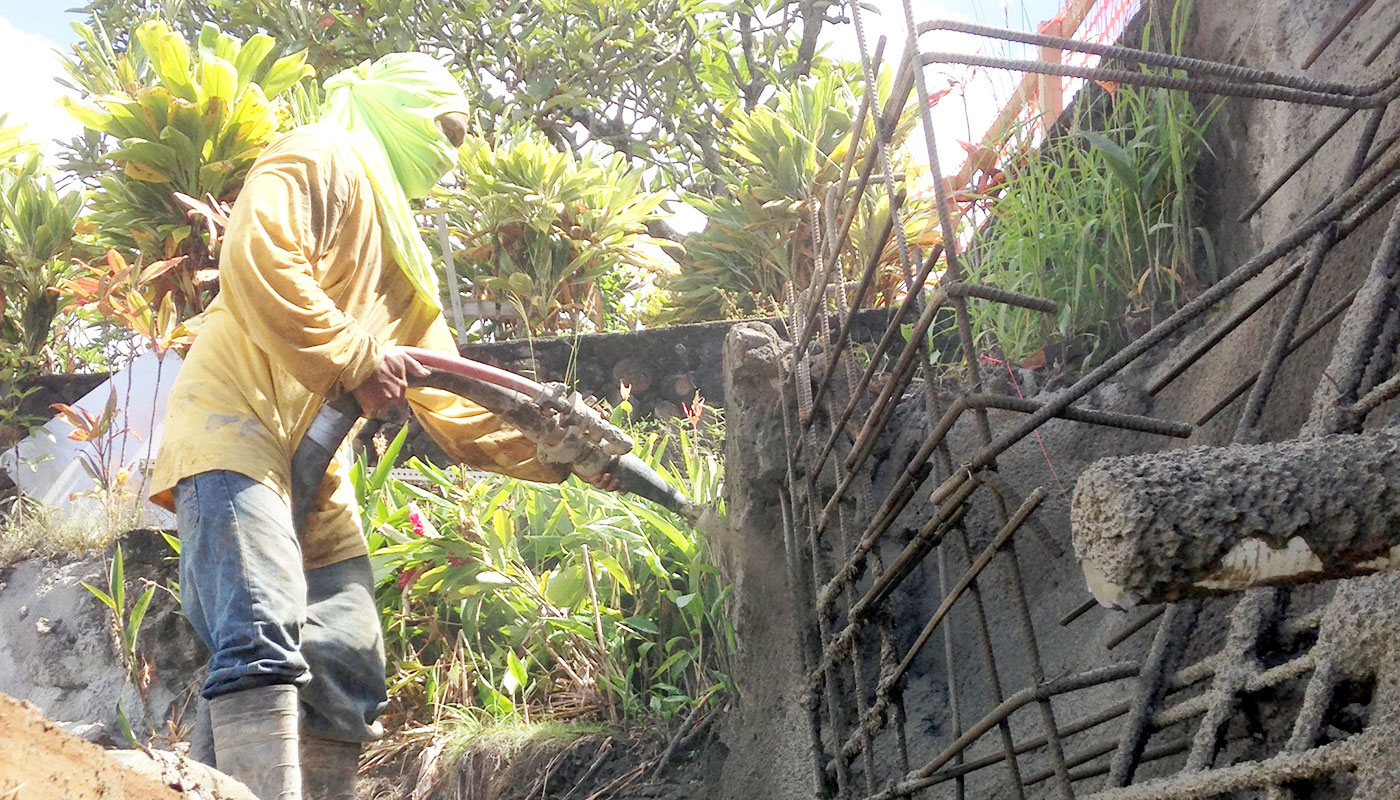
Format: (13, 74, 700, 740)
(715, 0, 1400, 797)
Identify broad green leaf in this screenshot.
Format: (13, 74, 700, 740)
(622, 616, 660, 635)
(81, 582, 117, 610)
(233, 34, 276, 91)
(123, 161, 173, 184)
(197, 56, 238, 105)
(124, 585, 156, 654)
(504, 650, 527, 694)
(57, 97, 111, 132)
(1080, 130, 1139, 193)
(260, 51, 313, 98)
(138, 22, 197, 102)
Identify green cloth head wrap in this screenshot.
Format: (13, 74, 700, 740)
(320, 52, 469, 310)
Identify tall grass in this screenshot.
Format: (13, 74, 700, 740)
(353, 420, 732, 730)
(965, 1, 1215, 365)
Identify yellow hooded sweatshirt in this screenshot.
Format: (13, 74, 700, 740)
(151, 117, 564, 570)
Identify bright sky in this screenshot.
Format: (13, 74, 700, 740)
(0, 0, 1067, 180)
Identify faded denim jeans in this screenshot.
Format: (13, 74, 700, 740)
(173, 470, 387, 742)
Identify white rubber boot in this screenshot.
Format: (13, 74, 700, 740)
(209, 685, 301, 800)
(300, 737, 360, 800)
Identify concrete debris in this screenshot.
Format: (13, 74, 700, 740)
(0, 691, 255, 800)
(1071, 431, 1400, 606)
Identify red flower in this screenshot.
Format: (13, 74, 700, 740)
(682, 390, 706, 429)
(408, 506, 426, 537)
(398, 567, 423, 590)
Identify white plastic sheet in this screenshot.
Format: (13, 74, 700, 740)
(2, 351, 183, 526)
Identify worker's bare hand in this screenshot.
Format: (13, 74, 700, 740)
(578, 469, 624, 493)
(353, 347, 431, 417)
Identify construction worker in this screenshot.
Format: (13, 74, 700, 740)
(149, 54, 599, 800)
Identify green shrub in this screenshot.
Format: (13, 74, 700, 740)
(441, 133, 680, 338)
(353, 421, 731, 726)
(965, 2, 1214, 365)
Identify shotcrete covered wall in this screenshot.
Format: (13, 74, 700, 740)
(716, 1, 1400, 797)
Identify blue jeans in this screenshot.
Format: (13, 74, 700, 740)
(173, 470, 387, 742)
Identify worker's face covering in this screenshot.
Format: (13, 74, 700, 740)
(320, 53, 470, 310)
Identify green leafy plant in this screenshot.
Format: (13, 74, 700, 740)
(353, 420, 731, 728)
(77, 0, 846, 193)
(59, 19, 313, 312)
(0, 122, 86, 362)
(50, 387, 142, 503)
(443, 134, 680, 337)
(656, 69, 927, 324)
(965, 2, 1214, 365)
(82, 543, 159, 745)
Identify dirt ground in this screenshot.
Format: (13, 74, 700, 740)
(0, 692, 185, 800)
(360, 720, 725, 800)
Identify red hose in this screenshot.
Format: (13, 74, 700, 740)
(401, 346, 545, 398)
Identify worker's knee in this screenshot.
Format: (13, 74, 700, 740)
(173, 470, 310, 698)
(299, 556, 387, 742)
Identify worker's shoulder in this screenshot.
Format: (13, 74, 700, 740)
(254, 124, 362, 174)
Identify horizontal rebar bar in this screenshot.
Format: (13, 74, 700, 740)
(947, 283, 1059, 314)
(920, 52, 1400, 108)
(1194, 288, 1358, 427)
(915, 19, 1396, 96)
(815, 393, 1188, 610)
(1083, 739, 1357, 799)
(932, 144, 1400, 509)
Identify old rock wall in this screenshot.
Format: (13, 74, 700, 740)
(0, 530, 203, 746)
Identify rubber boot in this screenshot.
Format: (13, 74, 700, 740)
(300, 737, 360, 800)
(209, 685, 301, 800)
(189, 696, 216, 766)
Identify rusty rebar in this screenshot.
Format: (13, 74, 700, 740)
(1301, 0, 1379, 69)
(921, 51, 1400, 108)
(1105, 606, 1166, 651)
(1234, 106, 1386, 442)
(1237, 111, 1360, 222)
(807, 194, 907, 416)
(816, 391, 1186, 607)
(916, 18, 1396, 96)
(1146, 258, 1304, 396)
(1194, 287, 1358, 427)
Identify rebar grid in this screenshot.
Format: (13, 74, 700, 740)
(769, 3, 1400, 799)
